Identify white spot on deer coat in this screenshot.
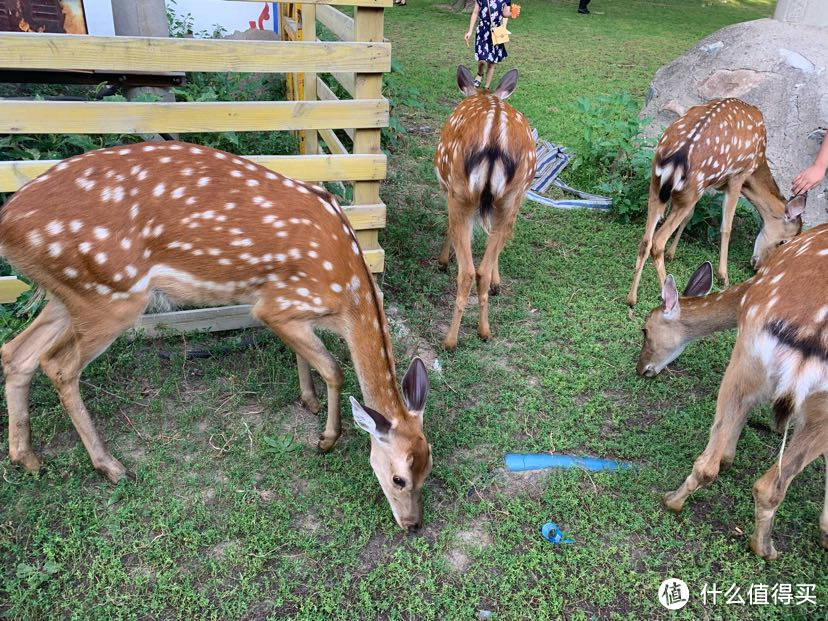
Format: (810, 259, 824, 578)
(47, 242, 62, 257)
(79, 242, 91, 254)
(93, 226, 109, 240)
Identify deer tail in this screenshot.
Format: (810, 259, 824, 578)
(654, 148, 689, 203)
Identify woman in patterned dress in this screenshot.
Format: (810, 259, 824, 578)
(464, 0, 514, 89)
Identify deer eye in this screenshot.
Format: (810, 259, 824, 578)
(392, 476, 406, 489)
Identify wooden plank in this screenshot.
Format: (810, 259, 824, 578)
(318, 127, 349, 155)
(316, 77, 355, 140)
(0, 33, 390, 74)
(317, 5, 354, 41)
(0, 100, 388, 134)
(344, 203, 386, 229)
(329, 70, 356, 97)
(0, 276, 30, 304)
(229, 0, 391, 7)
(133, 305, 260, 336)
(0, 153, 387, 192)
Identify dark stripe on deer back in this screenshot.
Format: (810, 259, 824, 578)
(766, 319, 828, 362)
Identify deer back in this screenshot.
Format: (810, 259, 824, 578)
(434, 91, 536, 209)
(653, 98, 767, 202)
(0, 142, 370, 316)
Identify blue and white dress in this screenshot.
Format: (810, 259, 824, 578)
(475, 0, 510, 64)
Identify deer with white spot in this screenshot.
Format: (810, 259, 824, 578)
(0, 141, 432, 532)
(627, 98, 803, 309)
(636, 199, 828, 559)
(435, 65, 536, 350)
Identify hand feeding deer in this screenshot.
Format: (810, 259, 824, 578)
(0, 141, 432, 532)
(635, 197, 828, 559)
(627, 98, 803, 310)
(435, 65, 536, 350)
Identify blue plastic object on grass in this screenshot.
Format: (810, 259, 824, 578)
(504, 452, 633, 472)
(541, 521, 575, 544)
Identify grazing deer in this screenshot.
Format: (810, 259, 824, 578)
(627, 98, 803, 309)
(636, 199, 828, 559)
(0, 141, 433, 532)
(435, 65, 536, 350)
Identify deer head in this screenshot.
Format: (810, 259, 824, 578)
(350, 357, 432, 532)
(750, 193, 806, 269)
(636, 261, 713, 377)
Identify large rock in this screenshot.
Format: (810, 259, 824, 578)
(641, 18, 828, 226)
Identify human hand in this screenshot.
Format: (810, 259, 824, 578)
(464, 30, 472, 46)
(791, 164, 827, 196)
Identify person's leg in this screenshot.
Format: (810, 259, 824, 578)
(578, 0, 590, 13)
(475, 61, 486, 87)
(484, 62, 495, 89)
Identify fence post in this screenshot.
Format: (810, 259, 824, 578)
(352, 6, 384, 268)
(301, 4, 319, 156)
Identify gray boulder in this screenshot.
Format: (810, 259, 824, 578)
(641, 18, 827, 226)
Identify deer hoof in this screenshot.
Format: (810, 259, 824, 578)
(11, 451, 43, 474)
(301, 394, 321, 415)
(749, 534, 778, 561)
(489, 283, 501, 296)
(820, 530, 828, 549)
(95, 458, 130, 484)
(317, 436, 337, 453)
(662, 491, 685, 513)
(441, 336, 457, 351)
(478, 327, 491, 341)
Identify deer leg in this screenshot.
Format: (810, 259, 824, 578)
(652, 197, 696, 292)
(750, 395, 828, 560)
(1, 299, 70, 473)
(663, 344, 763, 512)
(665, 211, 692, 262)
(476, 204, 516, 340)
(490, 254, 501, 296)
(627, 182, 666, 309)
(442, 202, 475, 351)
(476, 228, 509, 342)
(253, 305, 343, 452)
(821, 453, 828, 549)
(717, 178, 746, 287)
(296, 354, 321, 414)
(39, 300, 148, 483)
(437, 231, 453, 270)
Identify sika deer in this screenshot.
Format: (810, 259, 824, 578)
(0, 141, 432, 532)
(627, 98, 803, 309)
(636, 199, 828, 559)
(435, 65, 536, 350)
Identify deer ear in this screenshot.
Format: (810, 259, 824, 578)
(661, 275, 679, 316)
(682, 261, 713, 298)
(401, 357, 429, 415)
(785, 194, 806, 221)
(493, 69, 518, 100)
(457, 65, 477, 97)
(350, 396, 391, 440)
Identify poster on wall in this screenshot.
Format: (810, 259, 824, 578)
(167, 1, 277, 36)
(0, 0, 88, 33)
(0, 1, 278, 37)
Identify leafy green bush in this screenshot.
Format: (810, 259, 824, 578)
(572, 91, 752, 241)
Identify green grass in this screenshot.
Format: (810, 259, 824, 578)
(2, 0, 826, 619)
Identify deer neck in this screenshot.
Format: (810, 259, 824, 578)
(679, 279, 753, 340)
(342, 281, 406, 420)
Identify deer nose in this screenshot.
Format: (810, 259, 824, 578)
(638, 364, 657, 378)
(406, 523, 422, 535)
(750, 255, 759, 269)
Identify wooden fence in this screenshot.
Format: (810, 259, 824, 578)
(0, 0, 391, 334)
